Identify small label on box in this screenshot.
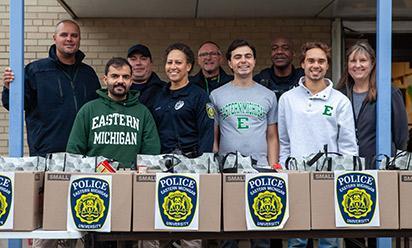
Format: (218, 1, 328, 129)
(313, 173, 334, 180)
(136, 175, 156, 182)
(48, 173, 71, 181)
(35, 173, 40, 181)
(401, 175, 412, 182)
(225, 175, 245, 182)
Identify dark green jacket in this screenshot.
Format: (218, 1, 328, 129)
(66, 89, 160, 167)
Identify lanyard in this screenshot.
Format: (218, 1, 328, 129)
(204, 74, 220, 94)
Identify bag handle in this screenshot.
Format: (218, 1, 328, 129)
(353, 156, 363, 171)
(371, 153, 390, 170)
(220, 152, 238, 173)
(285, 157, 298, 171)
(162, 153, 182, 173)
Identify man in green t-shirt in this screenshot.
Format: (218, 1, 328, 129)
(67, 57, 160, 167)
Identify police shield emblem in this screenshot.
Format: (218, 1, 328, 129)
(334, 171, 380, 227)
(155, 173, 199, 230)
(67, 175, 112, 232)
(245, 173, 289, 230)
(0, 172, 14, 229)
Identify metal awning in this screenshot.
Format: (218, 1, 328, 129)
(58, 0, 412, 19)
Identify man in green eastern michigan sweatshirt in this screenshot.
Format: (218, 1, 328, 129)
(66, 57, 160, 167)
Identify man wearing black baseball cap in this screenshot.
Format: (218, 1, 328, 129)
(127, 44, 166, 109)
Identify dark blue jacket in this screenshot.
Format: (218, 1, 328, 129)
(2, 45, 101, 156)
(189, 67, 233, 95)
(253, 66, 304, 100)
(130, 72, 166, 110)
(150, 82, 214, 156)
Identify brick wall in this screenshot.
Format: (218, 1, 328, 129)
(0, 0, 332, 155)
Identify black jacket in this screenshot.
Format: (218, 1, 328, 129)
(340, 85, 408, 168)
(150, 82, 214, 155)
(2, 45, 101, 156)
(189, 67, 233, 94)
(253, 66, 304, 100)
(130, 72, 166, 110)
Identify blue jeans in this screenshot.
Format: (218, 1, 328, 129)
(288, 238, 339, 248)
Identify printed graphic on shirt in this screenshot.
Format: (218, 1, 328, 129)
(217, 102, 266, 130)
(334, 171, 380, 227)
(0, 172, 14, 230)
(322, 105, 334, 116)
(91, 113, 140, 145)
(155, 173, 199, 230)
(245, 174, 289, 230)
(67, 175, 112, 232)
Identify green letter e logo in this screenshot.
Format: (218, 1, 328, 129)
(237, 117, 249, 129)
(322, 105, 333, 116)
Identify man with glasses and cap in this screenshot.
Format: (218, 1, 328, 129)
(127, 43, 166, 109)
(190, 41, 233, 94)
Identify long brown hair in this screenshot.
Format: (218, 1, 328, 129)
(337, 41, 377, 102)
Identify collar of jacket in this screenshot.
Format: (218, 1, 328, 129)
(194, 67, 228, 81)
(146, 72, 166, 86)
(48, 44, 85, 65)
(163, 82, 193, 98)
(96, 88, 140, 107)
(298, 77, 334, 101)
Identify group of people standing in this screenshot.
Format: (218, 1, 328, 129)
(1, 19, 409, 248)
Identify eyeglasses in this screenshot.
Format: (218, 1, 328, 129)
(198, 51, 221, 58)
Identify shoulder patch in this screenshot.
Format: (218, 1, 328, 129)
(206, 103, 215, 119)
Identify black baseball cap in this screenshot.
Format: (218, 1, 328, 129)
(127, 44, 152, 59)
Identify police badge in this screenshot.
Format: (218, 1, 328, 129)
(67, 175, 112, 232)
(155, 173, 199, 230)
(334, 171, 380, 227)
(0, 172, 14, 230)
(245, 174, 289, 230)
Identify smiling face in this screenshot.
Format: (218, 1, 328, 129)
(301, 48, 329, 83)
(127, 53, 153, 83)
(228, 45, 256, 79)
(271, 38, 293, 69)
(104, 65, 132, 101)
(53, 21, 80, 60)
(165, 49, 192, 85)
(197, 43, 222, 76)
(348, 50, 373, 84)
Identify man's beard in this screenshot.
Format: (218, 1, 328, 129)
(109, 84, 127, 97)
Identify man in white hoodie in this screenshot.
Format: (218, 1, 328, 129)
(277, 41, 357, 248)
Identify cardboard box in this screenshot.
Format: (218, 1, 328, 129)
(42, 172, 132, 231)
(0, 172, 44, 231)
(223, 172, 311, 231)
(399, 171, 412, 229)
(311, 171, 399, 229)
(133, 173, 221, 232)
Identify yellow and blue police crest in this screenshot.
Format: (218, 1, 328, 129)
(334, 171, 380, 227)
(206, 103, 215, 119)
(155, 174, 199, 230)
(252, 190, 283, 221)
(245, 174, 289, 230)
(74, 192, 106, 224)
(0, 173, 14, 229)
(163, 190, 192, 221)
(68, 175, 112, 231)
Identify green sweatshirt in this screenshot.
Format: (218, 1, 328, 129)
(66, 89, 160, 167)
